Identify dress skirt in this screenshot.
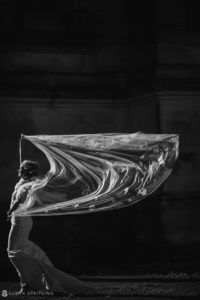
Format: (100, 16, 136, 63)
(7, 216, 95, 294)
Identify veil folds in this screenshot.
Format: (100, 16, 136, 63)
(13, 132, 179, 216)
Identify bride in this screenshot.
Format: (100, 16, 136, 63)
(7, 160, 96, 296)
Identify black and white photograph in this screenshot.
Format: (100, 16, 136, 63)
(0, 1, 200, 299)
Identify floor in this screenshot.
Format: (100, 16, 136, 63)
(1, 273, 200, 299)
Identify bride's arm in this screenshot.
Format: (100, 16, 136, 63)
(7, 196, 24, 216)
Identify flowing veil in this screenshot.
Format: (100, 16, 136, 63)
(13, 132, 179, 217)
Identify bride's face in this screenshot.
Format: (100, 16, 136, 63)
(18, 166, 28, 180)
(18, 164, 31, 180)
(18, 166, 22, 177)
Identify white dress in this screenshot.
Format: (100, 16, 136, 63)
(7, 179, 95, 295)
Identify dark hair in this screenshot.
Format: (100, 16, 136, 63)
(18, 160, 39, 180)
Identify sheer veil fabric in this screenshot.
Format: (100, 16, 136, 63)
(8, 132, 179, 294)
(14, 132, 179, 217)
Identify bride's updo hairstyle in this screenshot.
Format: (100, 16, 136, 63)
(18, 160, 39, 180)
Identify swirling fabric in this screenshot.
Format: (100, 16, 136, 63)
(13, 132, 179, 217)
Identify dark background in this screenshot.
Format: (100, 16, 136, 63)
(1, 0, 200, 281)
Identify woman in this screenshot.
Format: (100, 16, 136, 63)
(7, 160, 96, 296)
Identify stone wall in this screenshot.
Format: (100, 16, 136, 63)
(1, 0, 200, 278)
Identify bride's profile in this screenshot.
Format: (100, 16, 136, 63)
(7, 160, 96, 296)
